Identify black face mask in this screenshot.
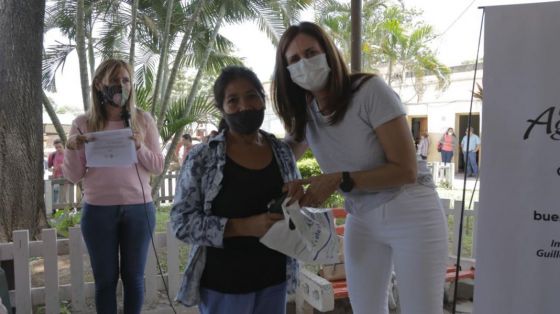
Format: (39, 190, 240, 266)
(223, 108, 265, 135)
(97, 85, 127, 107)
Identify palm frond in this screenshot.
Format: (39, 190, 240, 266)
(134, 47, 159, 89)
(45, 0, 77, 37)
(160, 94, 219, 143)
(135, 85, 153, 111)
(42, 42, 76, 92)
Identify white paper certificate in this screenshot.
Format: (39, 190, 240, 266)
(85, 128, 138, 167)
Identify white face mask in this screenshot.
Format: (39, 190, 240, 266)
(287, 53, 331, 92)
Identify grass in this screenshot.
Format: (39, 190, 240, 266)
(155, 204, 173, 232)
(437, 186, 479, 258)
(154, 203, 190, 272)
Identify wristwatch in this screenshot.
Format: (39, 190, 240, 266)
(339, 171, 354, 192)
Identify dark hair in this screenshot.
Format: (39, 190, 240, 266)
(213, 66, 266, 131)
(271, 21, 374, 142)
(53, 139, 62, 145)
(181, 134, 192, 141)
(213, 66, 265, 111)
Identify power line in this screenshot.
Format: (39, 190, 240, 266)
(439, 0, 478, 38)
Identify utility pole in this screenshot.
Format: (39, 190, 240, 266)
(351, 0, 362, 73)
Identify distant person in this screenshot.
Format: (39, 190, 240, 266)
(460, 127, 480, 177)
(416, 133, 429, 160)
(63, 59, 164, 314)
(439, 127, 457, 164)
(48, 138, 67, 210)
(175, 133, 193, 164)
(202, 130, 219, 144)
(48, 138, 65, 179)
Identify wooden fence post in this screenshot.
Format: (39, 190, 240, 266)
(69, 227, 85, 312)
(13, 230, 31, 313)
(42, 229, 60, 314)
(45, 180, 53, 215)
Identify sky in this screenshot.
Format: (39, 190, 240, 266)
(44, 0, 558, 111)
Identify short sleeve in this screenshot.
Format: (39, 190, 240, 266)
(360, 76, 406, 129)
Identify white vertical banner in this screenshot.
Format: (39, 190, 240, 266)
(475, 2, 560, 313)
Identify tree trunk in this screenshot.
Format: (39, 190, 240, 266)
(156, 0, 207, 131)
(0, 0, 47, 241)
(128, 0, 139, 76)
(42, 90, 67, 145)
(152, 4, 226, 200)
(151, 0, 175, 117)
(76, 0, 90, 111)
(87, 12, 95, 80)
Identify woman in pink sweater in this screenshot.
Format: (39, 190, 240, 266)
(63, 59, 163, 314)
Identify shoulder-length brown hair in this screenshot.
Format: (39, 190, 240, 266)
(87, 59, 144, 133)
(271, 22, 374, 142)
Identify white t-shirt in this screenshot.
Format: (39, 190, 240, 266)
(305, 76, 434, 214)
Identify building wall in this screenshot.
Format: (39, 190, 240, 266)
(400, 65, 483, 168)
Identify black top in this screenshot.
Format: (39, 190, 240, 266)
(200, 154, 287, 293)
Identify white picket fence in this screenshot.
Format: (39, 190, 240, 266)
(44, 171, 180, 214)
(0, 222, 185, 314)
(1, 197, 478, 313)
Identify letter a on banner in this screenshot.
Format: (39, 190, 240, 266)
(475, 2, 560, 313)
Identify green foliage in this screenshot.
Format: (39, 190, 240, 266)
(297, 157, 322, 179)
(323, 191, 345, 209)
(36, 300, 72, 314)
(438, 179, 453, 190)
(300, 148, 315, 160)
(297, 149, 345, 208)
(316, 0, 449, 92)
(155, 204, 173, 232)
(49, 207, 81, 238)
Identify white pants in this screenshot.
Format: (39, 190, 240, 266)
(344, 184, 448, 314)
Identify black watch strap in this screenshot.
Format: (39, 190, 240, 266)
(339, 171, 354, 192)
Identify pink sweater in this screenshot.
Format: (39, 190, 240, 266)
(63, 111, 164, 206)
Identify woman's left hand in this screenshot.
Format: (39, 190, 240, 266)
(130, 132, 142, 150)
(298, 173, 341, 207)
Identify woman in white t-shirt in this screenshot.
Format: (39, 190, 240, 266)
(271, 22, 448, 314)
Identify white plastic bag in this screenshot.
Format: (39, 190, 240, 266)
(260, 198, 339, 264)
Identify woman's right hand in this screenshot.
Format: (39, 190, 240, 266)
(225, 212, 284, 238)
(66, 134, 91, 150)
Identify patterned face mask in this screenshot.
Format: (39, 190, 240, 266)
(98, 84, 130, 107)
(287, 53, 331, 92)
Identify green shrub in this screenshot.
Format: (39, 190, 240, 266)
(297, 149, 320, 178)
(296, 150, 345, 208)
(49, 207, 81, 238)
(297, 158, 322, 179)
(323, 192, 345, 208)
(301, 149, 315, 160)
(438, 179, 453, 189)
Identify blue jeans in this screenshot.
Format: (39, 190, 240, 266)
(440, 150, 453, 163)
(81, 202, 156, 314)
(199, 281, 287, 314)
(463, 151, 479, 176)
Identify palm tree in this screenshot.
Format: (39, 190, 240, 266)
(316, 0, 449, 99)
(43, 0, 312, 202)
(76, 0, 90, 110)
(375, 7, 450, 96)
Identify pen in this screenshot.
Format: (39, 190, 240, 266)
(76, 126, 89, 143)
